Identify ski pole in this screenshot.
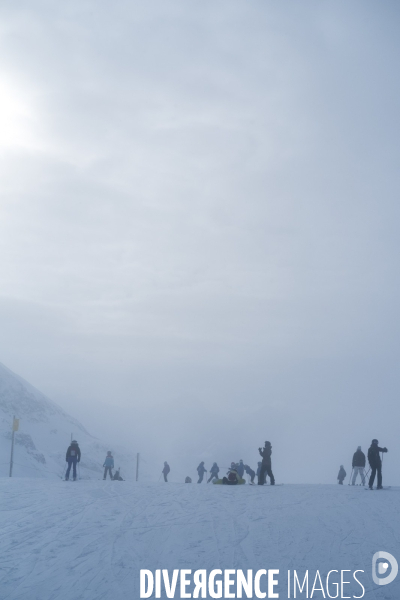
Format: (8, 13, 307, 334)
(158, 472, 162, 482)
(348, 468, 354, 486)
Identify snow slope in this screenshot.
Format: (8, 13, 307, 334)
(0, 479, 399, 600)
(0, 362, 134, 479)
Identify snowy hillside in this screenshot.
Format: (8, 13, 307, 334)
(0, 362, 134, 479)
(0, 479, 398, 600)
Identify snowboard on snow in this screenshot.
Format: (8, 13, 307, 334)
(213, 477, 246, 485)
(259, 483, 284, 487)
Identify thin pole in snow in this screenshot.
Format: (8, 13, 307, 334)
(136, 453, 140, 482)
(9, 415, 17, 477)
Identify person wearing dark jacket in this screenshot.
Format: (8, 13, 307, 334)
(207, 463, 219, 483)
(65, 440, 81, 481)
(222, 463, 239, 485)
(244, 464, 255, 483)
(368, 439, 388, 490)
(258, 441, 275, 485)
(162, 461, 170, 482)
(113, 469, 124, 481)
(337, 465, 346, 484)
(351, 446, 366, 485)
(197, 461, 207, 483)
(236, 460, 245, 478)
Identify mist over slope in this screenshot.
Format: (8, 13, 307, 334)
(0, 362, 135, 479)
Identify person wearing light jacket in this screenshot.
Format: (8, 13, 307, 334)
(103, 451, 114, 480)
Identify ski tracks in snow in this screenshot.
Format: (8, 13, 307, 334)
(0, 480, 399, 599)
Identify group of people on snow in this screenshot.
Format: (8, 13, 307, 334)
(337, 439, 388, 489)
(65, 438, 389, 489)
(163, 441, 276, 486)
(64, 441, 123, 481)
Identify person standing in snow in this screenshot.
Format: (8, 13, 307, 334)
(351, 446, 366, 485)
(244, 464, 256, 484)
(103, 451, 114, 480)
(197, 461, 207, 483)
(368, 439, 388, 490)
(236, 460, 245, 479)
(258, 441, 275, 485)
(256, 461, 262, 481)
(65, 440, 81, 481)
(162, 461, 170, 482)
(207, 462, 219, 483)
(337, 465, 346, 484)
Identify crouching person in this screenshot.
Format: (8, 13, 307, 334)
(337, 465, 346, 484)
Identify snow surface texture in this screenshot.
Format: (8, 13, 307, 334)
(0, 362, 135, 480)
(0, 479, 399, 600)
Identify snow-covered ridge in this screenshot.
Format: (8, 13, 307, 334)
(0, 361, 132, 479)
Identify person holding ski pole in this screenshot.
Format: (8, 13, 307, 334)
(258, 441, 275, 485)
(368, 439, 388, 490)
(207, 462, 219, 483)
(337, 465, 346, 484)
(65, 440, 81, 481)
(197, 461, 207, 483)
(162, 461, 170, 482)
(351, 446, 366, 485)
(103, 451, 114, 480)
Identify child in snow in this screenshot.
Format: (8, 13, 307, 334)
(337, 465, 346, 484)
(113, 469, 123, 481)
(244, 464, 256, 484)
(162, 461, 170, 482)
(103, 451, 114, 480)
(222, 463, 240, 485)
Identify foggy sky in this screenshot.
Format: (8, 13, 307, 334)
(1, 0, 400, 483)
